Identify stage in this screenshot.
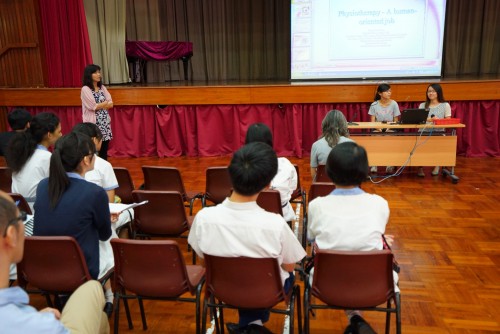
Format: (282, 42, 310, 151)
(0, 77, 499, 158)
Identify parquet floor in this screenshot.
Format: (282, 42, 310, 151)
(28, 155, 500, 333)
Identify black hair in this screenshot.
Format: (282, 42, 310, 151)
(374, 83, 391, 101)
(320, 110, 349, 148)
(5, 112, 60, 173)
(8, 108, 32, 130)
(48, 132, 96, 208)
(424, 83, 446, 108)
(228, 142, 278, 196)
(326, 142, 369, 186)
(72, 122, 103, 141)
(82, 64, 102, 90)
(245, 123, 273, 147)
(0, 195, 18, 233)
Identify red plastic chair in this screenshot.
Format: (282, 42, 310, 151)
(314, 165, 330, 183)
(113, 167, 135, 204)
(202, 255, 302, 334)
(202, 167, 232, 207)
(0, 166, 12, 192)
(256, 189, 283, 217)
(8, 192, 32, 215)
(111, 239, 205, 334)
(302, 182, 336, 248)
(290, 164, 307, 207)
(17, 236, 112, 310)
(142, 166, 202, 215)
(304, 249, 401, 334)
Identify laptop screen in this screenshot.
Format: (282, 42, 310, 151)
(400, 108, 429, 124)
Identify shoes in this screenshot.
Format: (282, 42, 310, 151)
(431, 167, 440, 176)
(370, 166, 377, 173)
(344, 324, 354, 334)
(417, 167, 425, 177)
(226, 323, 272, 334)
(350, 315, 377, 334)
(385, 166, 395, 174)
(103, 302, 113, 318)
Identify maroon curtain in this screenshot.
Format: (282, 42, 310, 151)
(39, 0, 93, 87)
(21, 101, 500, 158)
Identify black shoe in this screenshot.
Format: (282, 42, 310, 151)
(344, 324, 354, 334)
(104, 302, 113, 318)
(246, 324, 273, 334)
(350, 315, 377, 334)
(226, 323, 245, 334)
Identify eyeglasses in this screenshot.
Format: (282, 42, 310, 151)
(3, 211, 27, 237)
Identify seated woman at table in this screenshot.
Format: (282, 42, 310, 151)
(368, 83, 401, 174)
(5, 112, 62, 213)
(245, 123, 298, 222)
(417, 83, 452, 177)
(310, 110, 353, 181)
(33, 132, 116, 316)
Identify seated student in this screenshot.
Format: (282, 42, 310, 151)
(5, 112, 62, 212)
(0, 192, 109, 334)
(310, 110, 353, 181)
(188, 142, 306, 334)
(368, 84, 401, 174)
(0, 108, 32, 156)
(417, 83, 452, 177)
(33, 132, 115, 317)
(307, 142, 398, 334)
(245, 123, 297, 222)
(72, 122, 133, 233)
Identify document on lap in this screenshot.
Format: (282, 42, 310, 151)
(109, 201, 148, 214)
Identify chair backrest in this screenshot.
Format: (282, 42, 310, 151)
(256, 189, 283, 216)
(9, 193, 32, 215)
(314, 165, 330, 183)
(132, 190, 189, 236)
(312, 249, 395, 308)
(204, 255, 285, 309)
(308, 182, 336, 203)
(142, 166, 186, 195)
(204, 167, 232, 205)
(17, 236, 92, 294)
(113, 167, 135, 204)
(290, 164, 303, 202)
(0, 166, 12, 193)
(111, 239, 196, 297)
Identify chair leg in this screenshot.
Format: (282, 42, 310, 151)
(289, 290, 295, 334)
(138, 297, 147, 330)
(201, 298, 209, 334)
(114, 296, 120, 334)
(195, 282, 203, 334)
(219, 303, 225, 334)
(304, 286, 310, 334)
(295, 285, 302, 334)
(123, 297, 133, 329)
(396, 293, 401, 334)
(385, 299, 391, 334)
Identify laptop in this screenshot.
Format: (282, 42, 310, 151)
(399, 108, 429, 124)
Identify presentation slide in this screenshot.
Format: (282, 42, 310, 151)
(291, 0, 447, 80)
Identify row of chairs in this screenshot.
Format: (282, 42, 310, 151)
(18, 237, 401, 334)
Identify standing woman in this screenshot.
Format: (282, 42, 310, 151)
(368, 83, 401, 174)
(417, 83, 452, 177)
(81, 64, 113, 160)
(5, 112, 62, 212)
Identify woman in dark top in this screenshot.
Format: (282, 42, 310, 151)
(33, 132, 115, 316)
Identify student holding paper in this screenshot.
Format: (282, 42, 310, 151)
(33, 132, 116, 317)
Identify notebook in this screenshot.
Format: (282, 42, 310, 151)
(399, 108, 429, 124)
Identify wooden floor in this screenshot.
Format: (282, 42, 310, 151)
(27, 155, 500, 333)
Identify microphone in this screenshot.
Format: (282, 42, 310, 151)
(348, 111, 359, 125)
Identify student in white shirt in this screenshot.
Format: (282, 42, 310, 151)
(245, 123, 297, 222)
(308, 142, 397, 334)
(5, 112, 62, 212)
(188, 142, 306, 334)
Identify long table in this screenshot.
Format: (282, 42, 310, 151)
(348, 122, 466, 183)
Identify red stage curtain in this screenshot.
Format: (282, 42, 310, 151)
(21, 101, 500, 158)
(38, 0, 93, 87)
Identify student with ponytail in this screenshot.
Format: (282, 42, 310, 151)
(33, 132, 115, 317)
(5, 112, 61, 212)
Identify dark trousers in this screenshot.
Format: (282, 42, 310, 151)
(98, 140, 110, 161)
(237, 272, 295, 327)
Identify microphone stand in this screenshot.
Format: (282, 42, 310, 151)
(348, 111, 359, 125)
